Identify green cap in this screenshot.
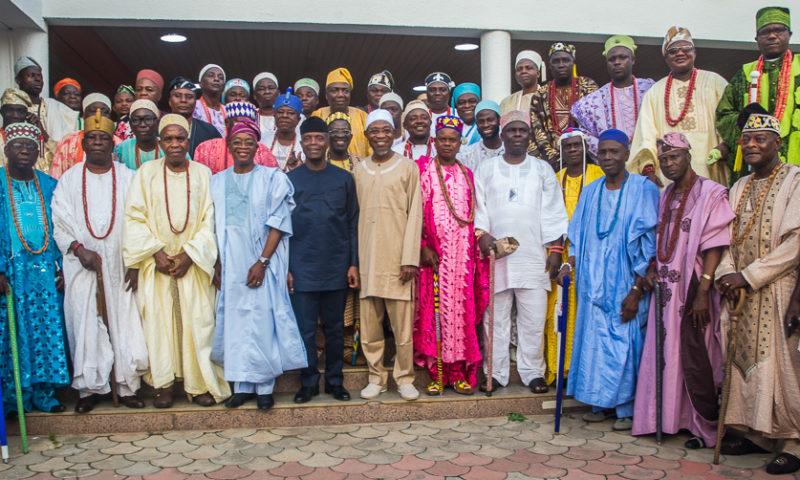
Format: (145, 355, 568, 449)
(293, 77, 320, 95)
(603, 35, 637, 57)
(757, 6, 791, 31)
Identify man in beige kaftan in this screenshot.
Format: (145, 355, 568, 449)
(354, 109, 422, 401)
(123, 114, 229, 408)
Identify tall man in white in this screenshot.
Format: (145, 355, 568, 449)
(52, 110, 148, 412)
(474, 110, 569, 393)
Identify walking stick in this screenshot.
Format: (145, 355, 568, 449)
(654, 281, 663, 445)
(554, 275, 570, 433)
(485, 250, 496, 397)
(5, 289, 27, 453)
(713, 288, 746, 465)
(351, 291, 360, 366)
(433, 272, 444, 394)
(0, 370, 8, 462)
(95, 271, 119, 407)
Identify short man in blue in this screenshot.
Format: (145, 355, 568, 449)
(561, 128, 658, 431)
(287, 116, 359, 404)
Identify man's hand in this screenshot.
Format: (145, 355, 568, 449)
(0, 273, 8, 295)
(212, 262, 221, 290)
(714, 143, 730, 163)
(124, 268, 139, 292)
(717, 273, 747, 301)
(399, 265, 417, 284)
(347, 266, 360, 289)
(546, 251, 562, 280)
(167, 252, 193, 279)
(421, 246, 440, 272)
(287, 272, 294, 294)
(76, 245, 103, 272)
(246, 261, 266, 289)
(55, 268, 64, 291)
(478, 234, 497, 257)
(642, 263, 658, 292)
(689, 287, 711, 329)
(154, 250, 172, 275)
(646, 172, 664, 188)
(620, 289, 642, 323)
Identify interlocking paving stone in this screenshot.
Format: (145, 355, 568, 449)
(384, 442, 426, 456)
(100, 443, 142, 455)
(29, 456, 75, 473)
(217, 428, 257, 439)
(268, 448, 313, 463)
(157, 439, 200, 454)
(41, 445, 86, 458)
(296, 430, 336, 441)
(109, 433, 149, 443)
(187, 434, 227, 446)
(51, 464, 100, 478)
(65, 451, 110, 464)
(89, 455, 135, 471)
(298, 452, 344, 468)
(77, 438, 118, 450)
(357, 451, 404, 465)
(176, 459, 223, 474)
(238, 456, 282, 471)
(297, 439, 340, 454)
(415, 447, 460, 462)
(132, 436, 171, 448)
(113, 461, 161, 476)
(208, 449, 254, 467)
(349, 426, 389, 439)
(183, 445, 222, 460)
(361, 464, 408, 479)
(124, 447, 169, 462)
(268, 436, 310, 448)
(204, 465, 254, 479)
(331, 458, 377, 474)
(241, 431, 282, 444)
(149, 453, 193, 468)
(163, 431, 205, 441)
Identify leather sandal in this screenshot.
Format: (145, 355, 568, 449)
(454, 380, 474, 395)
(426, 381, 442, 395)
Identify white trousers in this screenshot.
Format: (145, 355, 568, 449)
(483, 287, 547, 386)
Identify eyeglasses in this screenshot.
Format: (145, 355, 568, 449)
(130, 116, 157, 126)
(231, 139, 258, 148)
(7, 141, 38, 152)
(666, 45, 694, 56)
(366, 128, 393, 136)
(328, 129, 352, 136)
(757, 25, 790, 38)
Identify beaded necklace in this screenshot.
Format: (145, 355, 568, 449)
(610, 77, 639, 132)
(134, 142, 161, 169)
(271, 133, 296, 171)
(403, 138, 432, 160)
(664, 68, 697, 127)
(3, 167, 49, 254)
(732, 162, 782, 245)
(199, 97, 225, 125)
(549, 78, 578, 136)
(163, 159, 191, 235)
(327, 150, 358, 172)
(754, 52, 793, 122)
(82, 162, 116, 240)
(595, 172, 629, 239)
(656, 171, 697, 262)
(433, 156, 475, 227)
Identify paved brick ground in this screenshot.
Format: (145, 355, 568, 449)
(1, 413, 790, 479)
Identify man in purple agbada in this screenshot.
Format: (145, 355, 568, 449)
(634, 133, 735, 448)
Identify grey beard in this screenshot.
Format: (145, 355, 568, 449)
(374, 149, 391, 156)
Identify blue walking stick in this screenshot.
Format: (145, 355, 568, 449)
(554, 276, 570, 433)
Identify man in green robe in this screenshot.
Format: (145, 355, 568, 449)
(716, 6, 800, 182)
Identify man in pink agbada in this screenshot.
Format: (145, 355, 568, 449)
(634, 133, 735, 448)
(414, 115, 485, 395)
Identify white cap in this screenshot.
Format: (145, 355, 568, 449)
(82, 93, 111, 113)
(365, 108, 394, 130)
(378, 92, 404, 110)
(515, 50, 546, 82)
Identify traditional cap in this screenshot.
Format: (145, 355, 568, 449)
(401, 99, 429, 125)
(326, 68, 354, 89)
(379, 92, 404, 110)
(326, 111, 352, 125)
(168, 76, 198, 95)
(598, 128, 630, 148)
(368, 70, 394, 90)
(300, 116, 328, 135)
(656, 132, 692, 157)
(515, 50, 546, 82)
(1, 88, 32, 108)
(742, 111, 781, 136)
(549, 42, 576, 58)
(756, 6, 791, 31)
(116, 84, 135, 97)
(227, 117, 260, 140)
(451, 82, 481, 108)
(82, 93, 112, 113)
(737, 103, 775, 131)
(273, 88, 303, 114)
(603, 35, 637, 56)
(435, 115, 463, 135)
(129, 99, 160, 118)
(4, 122, 40, 143)
(294, 78, 320, 95)
(663, 26, 694, 56)
(500, 110, 531, 129)
(365, 109, 394, 129)
(199, 64, 225, 83)
(475, 100, 500, 117)
(558, 126, 587, 143)
(54, 78, 81, 97)
(224, 101, 258, 121)
(136, 69, 164, 92)
(158, 113, 190, 135)
(14, 56, 40, 77)
(84, 109, 115, 137)
(425, 72, 454, 90)
(253, 72, 278, 89)
(223, 78, 250, 103)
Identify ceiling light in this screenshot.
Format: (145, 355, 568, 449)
(454, 43, 479, 51)
(160, 33, 187, 43)
(412, 85, 427, 92)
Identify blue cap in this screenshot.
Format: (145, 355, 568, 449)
(598, 128, 630, 147)
(274, 87, 303, 114)
(475, 100, 500, 117)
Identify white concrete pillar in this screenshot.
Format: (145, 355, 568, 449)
(0, 29, 50, 96)
(480, 30, 511, 104)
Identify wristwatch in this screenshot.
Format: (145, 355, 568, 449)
(258, 256, 270, 267)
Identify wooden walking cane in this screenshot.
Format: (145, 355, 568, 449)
(485, 250, 496, 397)
(554, 275, 570, 433)
(713, 288, 747, 465)
(654, 281, 664, 445)
(5, 289, 27, 453)
(433, 272, 444, 395)
(95, 271, 119, 407)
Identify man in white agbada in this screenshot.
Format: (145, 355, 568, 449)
(52, 110, 148, 412)
(499, 50, 544, 116)
(210, 118, 307, 411)
(458, 100, 505, 172)
(474, 110, 569, 393)
(14, 56, 79, 143)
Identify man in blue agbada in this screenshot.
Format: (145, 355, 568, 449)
(560, 128, 658, 431)
(210, 117, 307, 411)
(0, 122, 69, 414)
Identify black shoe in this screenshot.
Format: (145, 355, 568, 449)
(294, 386, 319, 404)
(766, 453, 800, 475)
(225, 393, 255, 408)
(74, 395, 95, 414)
(325, 384, 351, 401)
(50, 403, 66, 413)
(479, 378, 502, 393)
(529, 377, 549, 394)
(257, 394, 274, 410)
(720, 436, 770, 456)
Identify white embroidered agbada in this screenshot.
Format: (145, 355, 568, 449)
(52, 162, 149, 397)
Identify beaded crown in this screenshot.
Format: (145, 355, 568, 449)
(743, 113, 781, 135)
(435, 115, 463, 134)
(5, 122, 40, 143)
(224, 101, 258, 121)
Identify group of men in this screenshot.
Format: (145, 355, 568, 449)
(1, 5, 800, 476)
